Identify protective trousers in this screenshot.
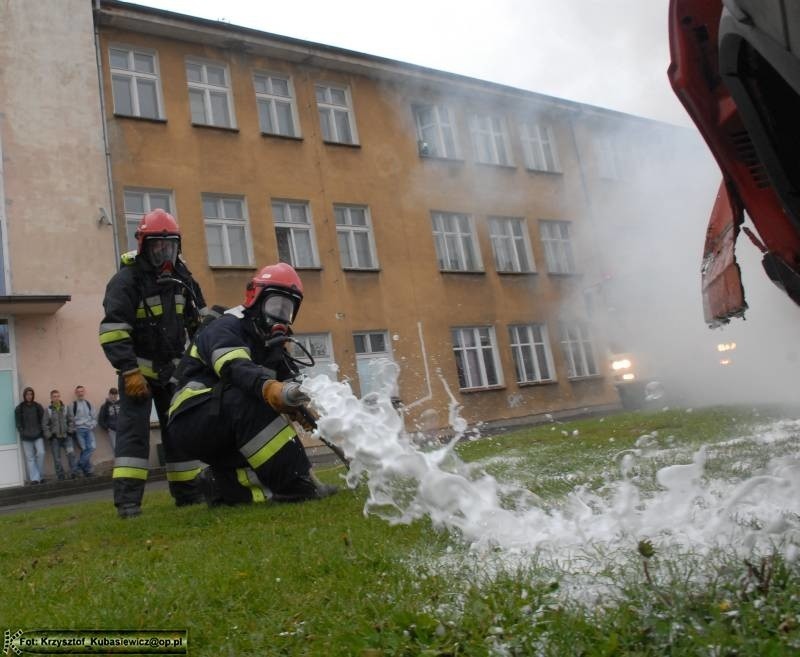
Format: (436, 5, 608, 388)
(113, 377, 204, 510)
(168, 386, 312, 505)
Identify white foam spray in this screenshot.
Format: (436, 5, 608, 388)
(302, 368, 800, 600)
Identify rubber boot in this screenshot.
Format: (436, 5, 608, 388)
(272, 472, 338, 503)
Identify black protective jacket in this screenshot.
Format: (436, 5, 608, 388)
(168, 309, 295, 419)
(99, 252, 206, 383)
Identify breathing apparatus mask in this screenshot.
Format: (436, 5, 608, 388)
(258, 291, 298, 339)
(144, 236, 179, 271)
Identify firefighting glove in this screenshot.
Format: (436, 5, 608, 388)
(287, 406, 317, 432)
(122, 368, 151, 401)
(262, 380, 310, 413)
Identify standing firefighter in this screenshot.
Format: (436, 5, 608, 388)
(99, 209, 208, 518)
(167, 263, 338, 505)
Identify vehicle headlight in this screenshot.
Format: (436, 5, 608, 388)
(622, 373, 635, 381)
(611, 359, 632, 370)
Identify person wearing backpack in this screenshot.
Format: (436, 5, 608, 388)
(71, 385, 96, 477)
(15, 387, 46, 484)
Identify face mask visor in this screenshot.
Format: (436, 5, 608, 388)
(144, 237, 179, 269)
(262, 294, 296, 326)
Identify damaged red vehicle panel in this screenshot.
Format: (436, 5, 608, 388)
(667, 0, 800, 327)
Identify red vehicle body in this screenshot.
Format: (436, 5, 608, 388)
(667, 0, 800, 327)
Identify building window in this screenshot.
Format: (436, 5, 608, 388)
(594, 136, 622, 180)
(315, 83, 358, 144)
(451, 327, 502, 390)
(202, 195, 252, 266)
(289, 333, 337, 380)
(559, 321, 598, 378)
(488, 216, 535, 273)
(521, 122, 560, 172)
(413, 104, 459, 158)
(271, 200, 319, 268)
(0, 320, 9, 354)
(353, 331, 397, 397)
(123, 188, 173, 252)
(540, 220, 576, 274)
(469, 113, 513, 166)
(335, 205, 378, 270)
(509, 324, 555, 384)
(186, 59, 235, 128)
(109, 46, 164, 119)
(253, 73, 299, 137)
(431, 212, 482, 272)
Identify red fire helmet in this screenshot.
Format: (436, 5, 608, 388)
(243, 263, 304, 310)
(135, 209, 181, 253)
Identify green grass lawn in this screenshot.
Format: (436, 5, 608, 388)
(2, 407, 799, 656)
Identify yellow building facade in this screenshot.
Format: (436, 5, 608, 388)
(94, 0, 670, 432)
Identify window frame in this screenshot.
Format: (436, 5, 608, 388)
(108, 44, 165, 120)
(289, 332, 337, 380)
(508, 323, 556, 384)
(315, 82, 359, 145)
(271, 199, 320, 269)
(334, 204, 379, 270)
(353, 330, 397, 397)
(451, 326, 503, 390)
(252, 71, 301, 138)
(594, 135, 622, 180)
(520, 121, 561, 173)
(185, 57, 237, 129)
(469, 112, 514, 166)
(412, 103, 460, 159)
(539, 220, 576, 274)
(431, 211, 483, 273)
(122, 188, 174, 252)
(488, 216, 536, 273)
(559, 320, 599, 379)
(201, 194, 254, 267)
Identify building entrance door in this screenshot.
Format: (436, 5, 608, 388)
(0, 318, 22, 487)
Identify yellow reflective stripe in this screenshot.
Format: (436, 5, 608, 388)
(113, 467, 148, 480)
(168, 385, 213, 416)
(136, 305, 164, 319)
(166, 467, 201, 482)
(247, 426, 296, 469)
(176, 303, 185, 315)
(213, 348, 251, 377)
(99, 330, 131, 345)
(237, 468, 266, 503)
(189, 344, 204, 362)
(138, 363, 158, 379)
(121, 251, 137, 266)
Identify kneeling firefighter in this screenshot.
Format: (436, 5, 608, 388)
(167, 263, 338, 505)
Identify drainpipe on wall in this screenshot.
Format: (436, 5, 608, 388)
(93, 0, 120, 268)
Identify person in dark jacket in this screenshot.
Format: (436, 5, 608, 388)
(15, 387, 45, 484)
(168, 263, 337, 506)
(99, 209, 209, 518)
(98, 387, 120, 450)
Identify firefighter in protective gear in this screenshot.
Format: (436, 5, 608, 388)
(167, 263, 338, 505)
(99, 209, 209, 518)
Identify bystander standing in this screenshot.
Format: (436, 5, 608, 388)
(15, 387, 45, 484)
(43, 390, 78, 480)
(71, 385, 96, 477)
(98, 387, 120, 450)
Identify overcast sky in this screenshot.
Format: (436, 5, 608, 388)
(128, 0, 690, 126)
